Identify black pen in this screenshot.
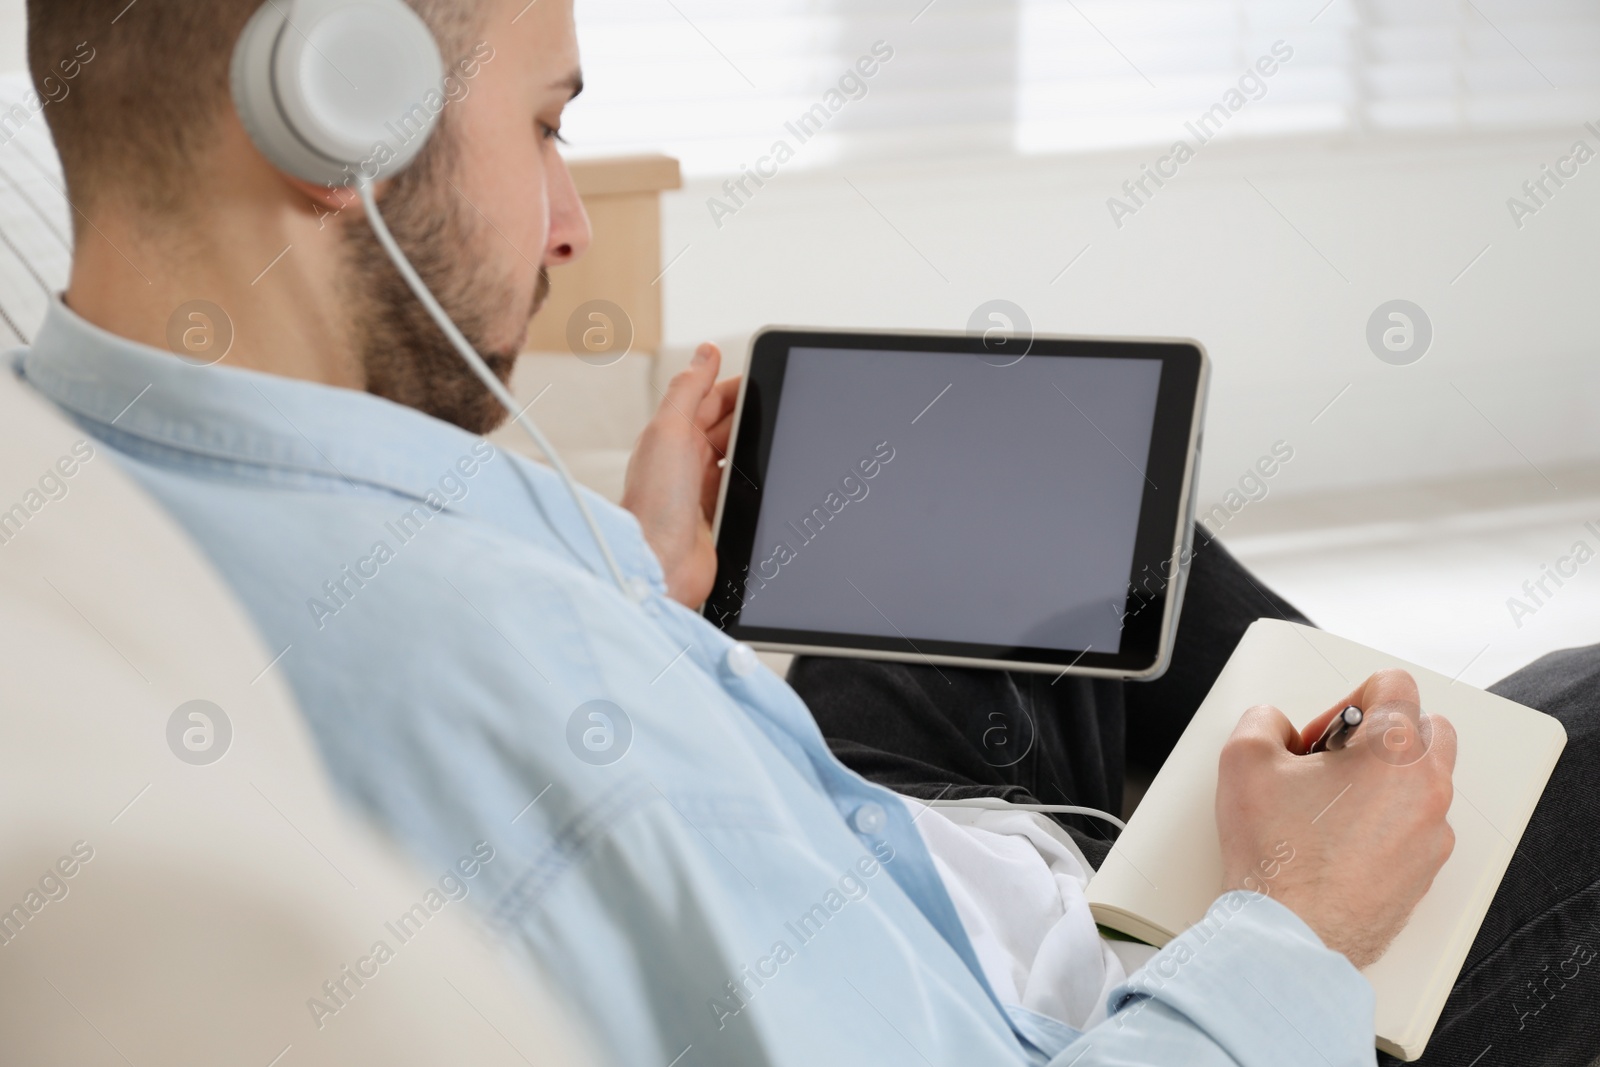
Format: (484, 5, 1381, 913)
(1309, 705, 1363, 754)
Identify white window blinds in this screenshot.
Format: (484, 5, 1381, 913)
(564, 0, 1600, 176)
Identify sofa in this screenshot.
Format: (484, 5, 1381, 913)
(0, 70, 592, 1066)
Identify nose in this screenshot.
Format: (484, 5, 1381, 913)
(545, 153, 591, 266)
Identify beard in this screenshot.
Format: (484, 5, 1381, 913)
(342, 138, 549, 436)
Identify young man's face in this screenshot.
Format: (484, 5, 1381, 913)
(345, 0, 590, 433)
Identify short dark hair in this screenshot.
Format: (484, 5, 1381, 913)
(27, 0, 471, 217)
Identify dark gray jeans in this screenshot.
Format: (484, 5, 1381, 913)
(789, 530, 1600, 1066)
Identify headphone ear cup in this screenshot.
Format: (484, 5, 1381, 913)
(232, 0, 445, 187)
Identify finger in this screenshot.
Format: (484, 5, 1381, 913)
(1425, 712, 1458, 775)
(705, 410, 735, 458)
(662, 344, 722, 421)
(700, 413, 738, 520)
(1231, 703, 1300, 757)
(1355, 669, 1429, 758)
(700, 435, 733, 516)
(1294, 674, 1376, 751)
(696, 375, 740, 430)
(1362, 668, 1421, 712)
(1296, 704, 1349, 755)
(701, 463, 724, 522)
(1299, 670, 1422, 752)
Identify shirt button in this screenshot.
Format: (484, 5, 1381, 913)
(725, 643, 761, 678)
(627, 577, 653, 603)
(851, 802, 888, 836)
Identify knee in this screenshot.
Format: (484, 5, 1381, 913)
(1491, 645, 1600, 731)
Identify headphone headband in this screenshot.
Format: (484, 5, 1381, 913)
(231, 0, 445, 186)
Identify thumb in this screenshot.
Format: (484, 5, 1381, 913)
(1230, 703, 1302, 757)
(662, 343, 721, 417)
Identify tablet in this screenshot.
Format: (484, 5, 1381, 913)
(703, 328, 1208, 679)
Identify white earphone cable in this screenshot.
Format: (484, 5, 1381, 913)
(356, 180, 634, 599)
(928, 797, 1128, 832)
(358, 167, 1127, 828)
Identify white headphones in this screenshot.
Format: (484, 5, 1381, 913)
(230, 0, 636, 599)
(231, 0, 444, 186)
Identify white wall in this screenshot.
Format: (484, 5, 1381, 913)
(0, 0, 24, 75)
(659, 130, 1600, 506)
(5, 0, 1595, 507)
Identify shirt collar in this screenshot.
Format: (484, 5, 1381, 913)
(18, 296, 507, 506)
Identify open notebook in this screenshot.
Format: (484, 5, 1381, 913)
(1085, 620, 1565, 1061)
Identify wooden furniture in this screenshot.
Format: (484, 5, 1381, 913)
(496, 153, 682, 502)
(525, 153, 682, 358)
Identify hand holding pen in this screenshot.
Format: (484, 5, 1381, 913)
(1309, 704, 1364, 754)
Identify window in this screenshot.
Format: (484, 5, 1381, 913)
(564, 0, 1600, 176)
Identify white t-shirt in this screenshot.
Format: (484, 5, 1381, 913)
(906, 799, 1159, 1030)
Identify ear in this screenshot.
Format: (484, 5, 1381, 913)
(283, 175, 393, 218)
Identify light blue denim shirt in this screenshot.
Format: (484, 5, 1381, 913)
(15, 299, 1376, 1067)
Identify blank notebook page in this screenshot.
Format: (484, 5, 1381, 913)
(1084, 619, 1565, 1061)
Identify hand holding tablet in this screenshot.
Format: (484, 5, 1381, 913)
(704, 328, 1208, 679)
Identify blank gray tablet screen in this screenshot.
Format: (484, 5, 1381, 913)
(736, 347, 1163, 654)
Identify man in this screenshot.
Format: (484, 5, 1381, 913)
(15, 1, 1598, 1064)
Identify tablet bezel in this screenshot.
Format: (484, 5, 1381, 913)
(703, 327, 1209, 680)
